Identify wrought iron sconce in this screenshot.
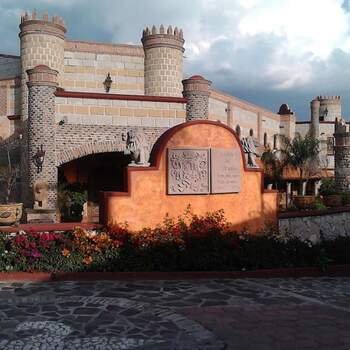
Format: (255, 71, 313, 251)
(33, 144, 45, 173)
(103, 73, 113, 92)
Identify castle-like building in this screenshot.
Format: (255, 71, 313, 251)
(0, 11, 343, 221)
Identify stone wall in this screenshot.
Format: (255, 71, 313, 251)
(55, 96, 186, 129)
(63, 41, 144, 94)
(279, 209, 350, 242)
(209, 98, 228, 123)
(209, 89, 281, 144)
(0, 55, 20, 80)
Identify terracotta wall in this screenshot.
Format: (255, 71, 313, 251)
(101, 121, 278, 233)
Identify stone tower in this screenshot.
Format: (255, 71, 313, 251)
(141, 25, 185, 97)
(334, 118, 350, 193)
(182, 75, 212, 121)
(310, 95, 341, 123)
(19, 10, 66, 119)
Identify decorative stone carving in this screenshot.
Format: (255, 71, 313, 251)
(33, 180, 49, 209)
(122, 130, 151, 166)
(211, 148, 241, 193)
(168, 149, 210, 194)
(241, 135, 260, 168)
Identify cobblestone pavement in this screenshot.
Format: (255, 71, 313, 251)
(0, 277, 349, 349)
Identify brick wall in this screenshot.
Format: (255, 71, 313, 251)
(28, 84, 57, 209)
(0, 86, 7, 116)
(55, 124, 166, 166)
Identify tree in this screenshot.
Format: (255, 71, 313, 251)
(0, 148, 17, 204)
(281, 133, 320, 195)
(261, 146, 286, 190)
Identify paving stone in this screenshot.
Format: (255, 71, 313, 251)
(0, 277, 349, 349)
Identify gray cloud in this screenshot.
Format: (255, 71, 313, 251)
(0, 0, 350, 120)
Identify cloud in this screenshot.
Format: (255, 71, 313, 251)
(1, 0, 350, 119)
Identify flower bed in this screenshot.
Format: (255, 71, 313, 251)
(1, 210, 350, 272)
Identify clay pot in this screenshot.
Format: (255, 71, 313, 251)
(293, 195, 316, 210)
(0, 203, 23, 226)
(323, 195, 342, 208)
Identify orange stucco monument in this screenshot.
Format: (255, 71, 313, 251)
(100, 120, 278, 233)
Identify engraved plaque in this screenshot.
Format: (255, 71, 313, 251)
(168, 149, 210, 194)
(210, 148, 241, 193)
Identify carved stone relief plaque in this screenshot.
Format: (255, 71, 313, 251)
(210, 148, 241, 193)
(168, 149, 210, 194)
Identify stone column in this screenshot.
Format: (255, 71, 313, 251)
(302, 181, 307, 196)
(257, 112, 263, 144)
(286, 182, 292, 206)
(334, 118, 350, 193)
(310, 98, 320, 138)
(314, 180, 321, 196)
(27, 65, 58, 219)
(182, 75, 212, 121)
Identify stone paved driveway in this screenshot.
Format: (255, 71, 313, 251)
(0, 277, 349, 349)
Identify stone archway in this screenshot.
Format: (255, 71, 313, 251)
(56, 141, 125, 167)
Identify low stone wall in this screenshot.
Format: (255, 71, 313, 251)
(279, 208, 350, 242)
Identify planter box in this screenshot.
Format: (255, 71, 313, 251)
(323, 195, 342, 207)
(0, 203, 23, 226)
(293, 195, 316, 209)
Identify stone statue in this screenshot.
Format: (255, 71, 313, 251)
(122, 130, 151, 166)
(33, 181, 49, 209)
(241, 131, 260, 168)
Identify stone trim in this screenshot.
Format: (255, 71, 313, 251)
(279, 206, 350, 219)
(27, 65, 58, 87)
(55, 89, 187, 103)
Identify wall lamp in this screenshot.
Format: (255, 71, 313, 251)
(103, 73, 113, 93)
(33, 144, 45, 173)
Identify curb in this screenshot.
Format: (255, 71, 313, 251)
(1, 265, 350, 282)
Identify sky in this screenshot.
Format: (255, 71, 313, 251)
(1, 0, 350, 120)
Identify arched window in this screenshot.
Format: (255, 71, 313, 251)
(235, 125, 241, 138)
(264, 133, 268, 147)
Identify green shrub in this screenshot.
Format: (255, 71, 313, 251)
(319, 178, 337, 196)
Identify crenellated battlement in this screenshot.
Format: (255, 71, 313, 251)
(19, 10, 66, 39)
(21, 10, 65, 27)
(141, 25, 184, 52)
(142, 25, 183, 39)
(316, 95, 341, 101)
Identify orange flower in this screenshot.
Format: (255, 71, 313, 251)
(61, 248, 71, 257)
(82, 256, 93, 265)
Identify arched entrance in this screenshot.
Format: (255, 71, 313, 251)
(58, 151, 131, 222)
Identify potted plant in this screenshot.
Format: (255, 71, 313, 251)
(281, 133, 320, 209)
(319, 178, 342, 207)
(0, 147, 22, 225)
